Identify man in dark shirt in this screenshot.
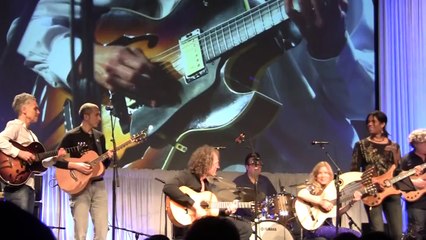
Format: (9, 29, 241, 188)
(400, 128, 426, 240)
(163, 145, 252, 240)
(58, 102, 113, 240)
(233, 152, 277, 221)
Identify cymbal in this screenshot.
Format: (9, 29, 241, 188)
(207, 176, 236, 189)
(215, 186, 265, 202)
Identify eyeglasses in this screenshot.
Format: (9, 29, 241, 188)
(247, 161, 263, 166)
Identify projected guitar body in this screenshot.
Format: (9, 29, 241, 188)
(95, 0, 296, 169)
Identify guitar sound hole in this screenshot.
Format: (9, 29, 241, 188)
(200, 201, 209, 209)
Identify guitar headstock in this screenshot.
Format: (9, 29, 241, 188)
(131, 129, 148, 143)
(364, 184, 378, 196)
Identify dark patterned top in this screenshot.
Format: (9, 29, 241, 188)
(351, 138, 400, 175)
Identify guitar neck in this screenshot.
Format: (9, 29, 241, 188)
(211, 201, 253, 209)
(37, 146, 81, 161)
(390, 162, 426, 184)
(89, 139, 134, 167)
(201, 0, 288, 61)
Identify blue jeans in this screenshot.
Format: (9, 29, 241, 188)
(69, 180, 109, 240)
(3, 185, 35, 214)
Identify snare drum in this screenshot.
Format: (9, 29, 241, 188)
(250, 220, 294, 240)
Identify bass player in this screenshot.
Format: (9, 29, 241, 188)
(351, 110, 402, 240)
(400, 128, 426, 240)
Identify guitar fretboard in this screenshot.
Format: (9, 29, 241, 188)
(210, 201, 253, 209)
(36, 145, 82, 161)
(390, 162, 426, 184)
(200, 0, 287, 61)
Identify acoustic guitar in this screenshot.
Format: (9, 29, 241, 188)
(55, 130, 147, 194)
(166, 186, 254, 227)
(0, 140, 86, 186)
(294, 168, 376, 231)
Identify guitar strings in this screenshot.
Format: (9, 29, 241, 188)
(150, 0, 284, 74)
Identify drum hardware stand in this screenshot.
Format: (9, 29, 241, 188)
(344, 212, 361, 232)
(253, 174, 260, 240)
(315, 142, 342, 236)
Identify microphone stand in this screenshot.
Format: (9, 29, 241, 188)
(107, 97, 120, 240)
(154, 177, 168, 237)
(343, 212, 361, 232)
(318, 143, 341, 236)
(112, 225, 151, 240)
(253, 174, 259, 240)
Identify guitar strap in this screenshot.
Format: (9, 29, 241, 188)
(92, 130, 103, 156)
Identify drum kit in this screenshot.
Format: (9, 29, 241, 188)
(252, 191, 298, 240)
(209, 176, 307, 240)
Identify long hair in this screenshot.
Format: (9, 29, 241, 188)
(187, 145, 219, 177)
(307, 161, 334, 195)
(366, 110, 389, 137)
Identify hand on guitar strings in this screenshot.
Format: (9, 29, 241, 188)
(18, 150, 35, 164)
(191, 201, 207, 220)
(93, 45, 182, 107)
(284, 0, 348, 59)
(68, 162, 93, 175)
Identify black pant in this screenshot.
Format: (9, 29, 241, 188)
(226, 216, 253, 240)
(406, 207, 426, 240)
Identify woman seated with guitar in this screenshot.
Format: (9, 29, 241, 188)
(296, 161, 362, 240)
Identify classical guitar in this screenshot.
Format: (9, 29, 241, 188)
(55, 130, 147, 194)
(166, 186, 254, 227)
(363, 163, 426, 207)
(0, 140, 86, 186)
(95, 0, 293, 160)
(294, 168, 376, 231)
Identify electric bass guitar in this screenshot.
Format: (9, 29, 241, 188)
(0, 140, 86, 186)
(402, 188, 426, 202)
(55, 130, 147, 194)
(363, 163, 426, 207)
(294, 168, 376, 231)
(166, 186, 254, 227)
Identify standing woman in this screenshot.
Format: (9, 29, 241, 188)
(351, 110, 402, 240)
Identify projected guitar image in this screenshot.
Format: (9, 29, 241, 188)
(95, 0, 300, 168)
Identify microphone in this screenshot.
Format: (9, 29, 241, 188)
(214, 146, 227, 150)
(311, 141, 329, 145)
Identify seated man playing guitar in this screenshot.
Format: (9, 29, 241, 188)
(296, 161, 362, 239)
(163, 145, 252, 240)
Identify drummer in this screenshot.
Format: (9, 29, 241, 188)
(233, 152, 277, 221)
